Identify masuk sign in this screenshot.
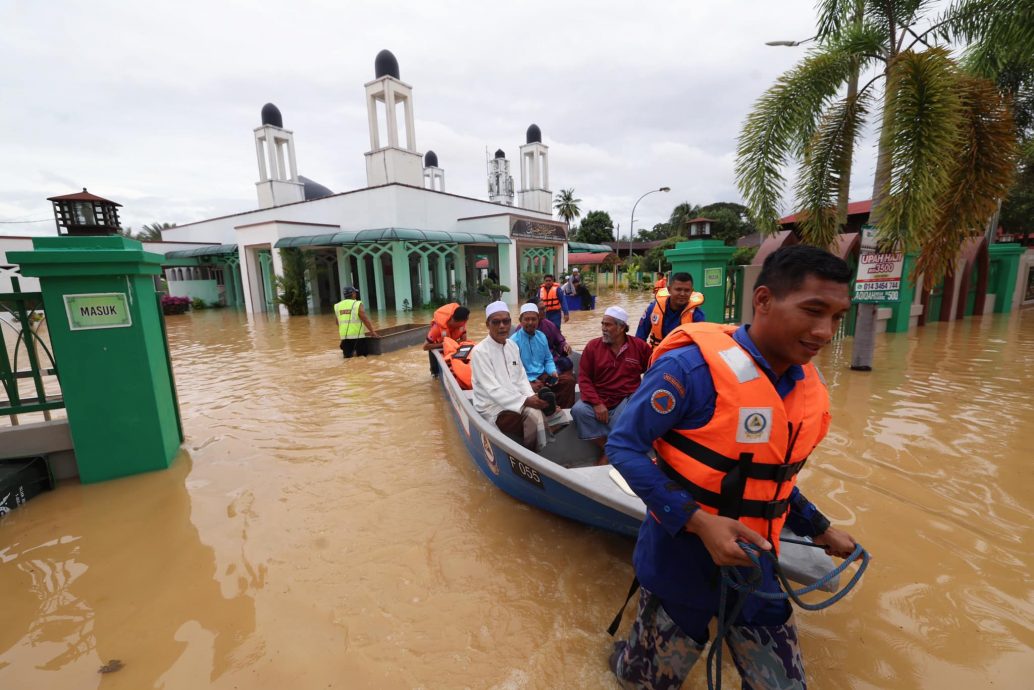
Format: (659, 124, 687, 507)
(64, 292, 132, 330)
(853, 226, 904, 304)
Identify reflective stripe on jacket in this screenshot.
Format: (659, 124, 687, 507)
(539, 285, 561, 312)
(649, 323, 831, 553)
(335, 299, 364, 339)
(648, 292, 705, 347)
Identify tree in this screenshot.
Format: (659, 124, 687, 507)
(554, 189, 582, 226)
(667, 202, 701, 238)
(736, 0, 1031, 369)
(137, 222, 176, 241)
(698, 202, 757, 246)
(636, 222, 672, 241)
(274, 248, 311, 316)
(573, 210, 615, 244)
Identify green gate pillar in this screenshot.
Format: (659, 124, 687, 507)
(9, 236, 182, 483)
(883, 253, 919, 333)
(987, 243, 1026, 313)
(664, 239, 735, 323)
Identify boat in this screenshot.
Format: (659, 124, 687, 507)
(365, 323, 430, 355)
(434, 350, 840, 590)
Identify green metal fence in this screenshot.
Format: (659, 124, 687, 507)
(0, 279, 62, 424)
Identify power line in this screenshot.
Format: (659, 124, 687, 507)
(0, 218, 51, 224)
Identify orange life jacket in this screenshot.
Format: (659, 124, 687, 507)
(429, 303, 467, 343)
(539, 285, 561, 312)
(649, 323, 831, 554)
(648, 292, 705, 347)
(653, 278, 667, 295)
(443, 337, 474, 390)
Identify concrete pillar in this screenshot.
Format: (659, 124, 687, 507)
(356, 254, 370, 307)
(385, 86, 399, 148)
(373, 254, 387, 312)
(988, 243, 1026, 312)
(454, 246, 466, 301)
(267, 249, 287, 317)
(390, 242, 412, 312)
(436, 254, 448, 299)
(419, 254, 431, 304)
(500, 243, 517, 306)
(336, 248, 352, 293)
(665, 239, 736, 324)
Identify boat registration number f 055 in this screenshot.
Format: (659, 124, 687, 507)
(508, 456, 544, 490)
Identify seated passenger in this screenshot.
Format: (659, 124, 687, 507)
(635, 271, 705, 348)
(470, 302, 552, 451)
(424, 303, 471, 377)
(534, 301, 574, 374)
(510, 304, 576, 409)
(571, 306, 651, 465)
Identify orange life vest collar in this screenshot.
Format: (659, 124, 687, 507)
(650, 323, 831, 553)
(648, 292, 704, 347)
(539, 285, 561, 312)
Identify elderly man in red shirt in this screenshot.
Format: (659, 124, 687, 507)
(571, 306, 652, 465)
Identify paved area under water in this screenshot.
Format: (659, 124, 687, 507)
(2, 290, 1033, 689)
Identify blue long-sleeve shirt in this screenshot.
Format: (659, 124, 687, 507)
(634, 300, 706, 341)
(509, 327, 556, 380)
(607, 325, 829, 610)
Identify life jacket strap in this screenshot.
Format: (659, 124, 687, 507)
(606, 576, 640, 636)
(660, 430, 806, 483)
(657, 456, 790, 520)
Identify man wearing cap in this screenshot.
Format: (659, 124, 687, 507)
(334, 287, 379, 358)
(510, 304, 576, 409)
(470, 302, 552, 451)
(570, 306, 652, 465)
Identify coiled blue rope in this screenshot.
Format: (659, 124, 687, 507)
(706, 540, 870, 690)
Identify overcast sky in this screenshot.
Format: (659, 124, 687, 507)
(0, 0, 888, 239)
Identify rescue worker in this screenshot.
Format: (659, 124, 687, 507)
(607, 245, 860, 688)
(539, 274, 569, 329)
(423, 303, 471, 377)
(334, 286, 379, 358)
(653, 271, 667, 296)
(635, 272, 706, 348)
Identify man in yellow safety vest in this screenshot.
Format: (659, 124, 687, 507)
(334, 286, 379, 358)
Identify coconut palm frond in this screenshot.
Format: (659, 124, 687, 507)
(735, 48, 857, 233)
(878, 48, 963, 251)
(950, 0, 1034, 77)
(815, 0, 858, 40)
(915, 75, 1018, 284)
(794, 90, 872, 248)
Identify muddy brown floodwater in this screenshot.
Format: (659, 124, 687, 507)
(2, 289, 1033, 689)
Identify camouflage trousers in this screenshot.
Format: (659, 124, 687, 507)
(611, 587, 806, 690)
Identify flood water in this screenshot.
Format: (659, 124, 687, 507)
(2, 289, 1033, 689)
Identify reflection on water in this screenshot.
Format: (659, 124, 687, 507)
(1, 290, 1033, 688)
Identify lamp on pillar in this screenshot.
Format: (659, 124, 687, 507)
(47, 188, 123, 236)
(685, 217, 716, 239)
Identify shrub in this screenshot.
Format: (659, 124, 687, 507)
(274, 248, 311, 316)
(191, 297, 207, 311)
(161, 295, 190, 315)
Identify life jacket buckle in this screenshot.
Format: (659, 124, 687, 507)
(761, 499, 789, 520)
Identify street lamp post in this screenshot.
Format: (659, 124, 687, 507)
(629, 186, 670, 261)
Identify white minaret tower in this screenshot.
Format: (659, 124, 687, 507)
(254, 103, 305, 209)
(423, 150, 445, 192)
(518, 124, 551, 213)
(364, 50, 423, 187)
(488, 148, 514, 206)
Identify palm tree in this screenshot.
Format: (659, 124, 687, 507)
(736, 0, 1032, 369)
(553, 189, 582, 226)
(137, 222, 176, 241)
(667, 202, 701, 238)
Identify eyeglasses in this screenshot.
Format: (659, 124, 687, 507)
(489, 318, 512, 326)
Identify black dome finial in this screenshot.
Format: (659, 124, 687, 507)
(375, 50, 401, 79)
(424, 151, 438, 168)
(261, 103, 283, 127)
(494, 148, 505, 159)
(526, 124, 542, 144)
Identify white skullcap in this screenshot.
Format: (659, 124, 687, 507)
(604, 306, 628, 324)
(485, 301, 509, 318)
(572, 267, 580, 272)
(519, 303, 540, 316)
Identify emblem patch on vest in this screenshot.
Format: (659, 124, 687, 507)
(737, 407, 772, 443)
(650, 389, 676, 414)
(650, 312, 660, 324)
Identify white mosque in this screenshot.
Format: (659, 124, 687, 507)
(154, 49, 600, 316)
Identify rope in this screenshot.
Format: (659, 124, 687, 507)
(706, 541, 870, 690)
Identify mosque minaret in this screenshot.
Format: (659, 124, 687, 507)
(254, 103, 305, 209)
(488, 148, 515, 206)
(517, 124, 551, 214)
(364, 49, 423, 187)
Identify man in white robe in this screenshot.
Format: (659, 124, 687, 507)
(471, 301, 551, 451)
